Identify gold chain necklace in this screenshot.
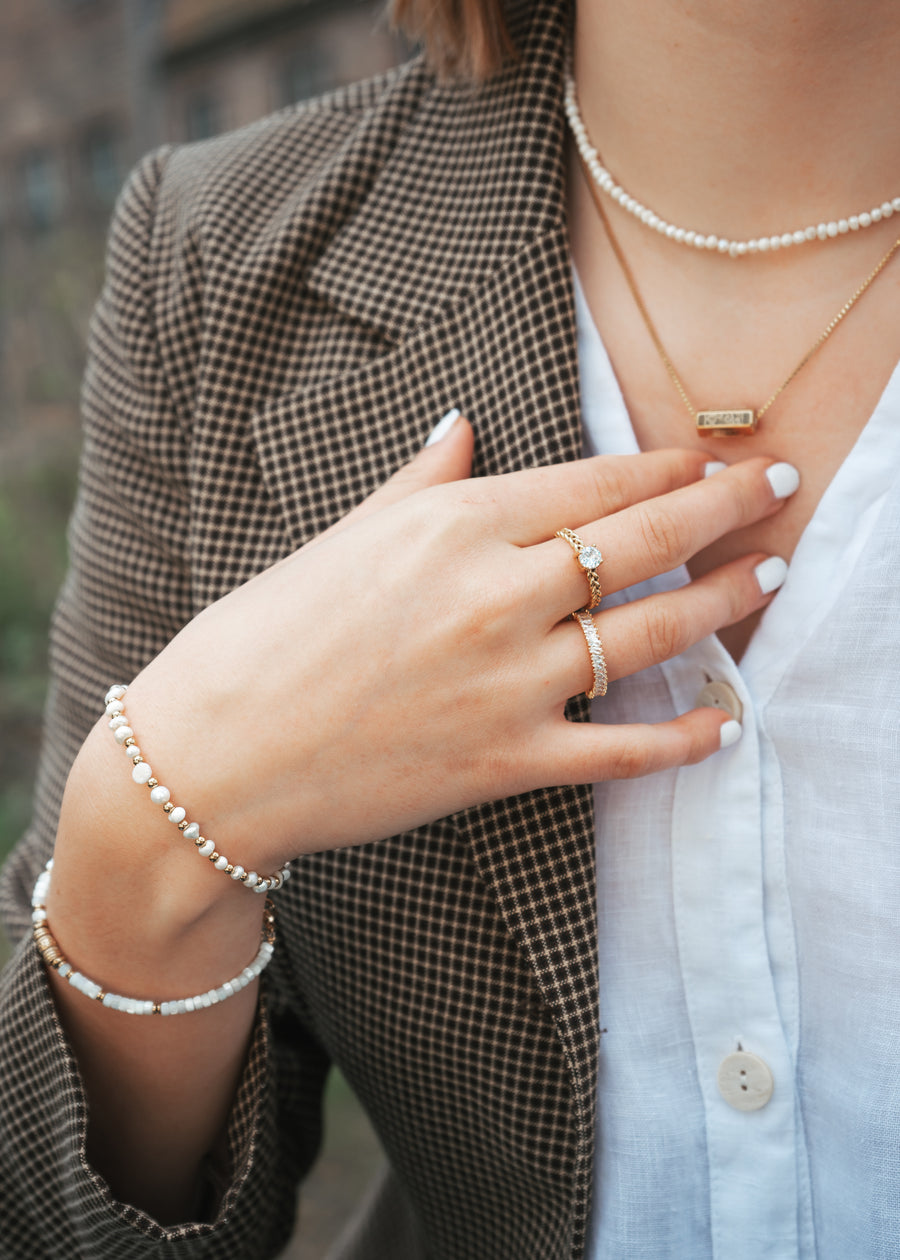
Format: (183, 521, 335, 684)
(576, 149, 900, 436)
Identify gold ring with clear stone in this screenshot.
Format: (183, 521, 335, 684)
(572, 609, 609, 699)
(555, 528, 603, 609)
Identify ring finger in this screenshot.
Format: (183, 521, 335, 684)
(540, 552, 784, 704)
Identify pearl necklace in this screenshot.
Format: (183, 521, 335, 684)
(564, 69, 900, 259)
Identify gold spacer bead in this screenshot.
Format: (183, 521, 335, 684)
(124, 737, 135, 747)
(96, 992, 106, 1002)
(209, 851, 220, 863)
(163, 802, 173, 813)
(148, 777, 158, 788)
(152, 1003, 161, 1015)
(178, 820, 188, 831)
(225, 864, 234, 875)
(132, 754, 143, 764)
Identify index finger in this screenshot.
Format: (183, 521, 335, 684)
(468, 449, 712, 544)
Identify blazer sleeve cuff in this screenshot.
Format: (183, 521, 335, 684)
(0, 930, 297, 1257)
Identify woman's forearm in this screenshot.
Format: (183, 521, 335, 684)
(46, 721, 266, 1223)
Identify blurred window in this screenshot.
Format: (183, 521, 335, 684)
(21, 149, 65, 230)
(83, 124, 121, 205)
(279, 47, 334, 106)
(185, 92, 221, 141)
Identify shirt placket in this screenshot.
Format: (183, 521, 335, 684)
(663, 639, 801, 1259)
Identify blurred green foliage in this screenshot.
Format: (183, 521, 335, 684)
(0, 448, 78, 870)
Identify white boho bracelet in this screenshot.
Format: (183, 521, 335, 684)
(105, 685, 291, 895)
(32, 858, 276, 1015)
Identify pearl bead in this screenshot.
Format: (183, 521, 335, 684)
(168, 806, 186, 825)
(105, 685, 127, 704)
(113, 726, 134, 744)
(804, 226, 817, 241)
(859, 211, 872, 227)
(838, 220, 849, 234)
(183, 822, 201, 841)
(882, 202, 894, 218)
(780, 233, 793, 248)
(214, 855, 229, 870)
(893, 198, 900, 213)
(105, 700, 124, 716)
(109, 714, 129, 729)
(769, 236, 781, 250)
(231, 865, 246, 881)
(849, 216, 860, 230)
(198, 839, 215, 857)
(245, 872, 259, 887)
(792, 230, 805, 246)
(870, 207, 882, 222)
(132, 762, 153, 785)
(150, 785, 170, 805)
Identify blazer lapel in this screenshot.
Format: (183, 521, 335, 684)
(250, 0, 600, 1236)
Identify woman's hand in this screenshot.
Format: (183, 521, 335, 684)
(115, 413, 794, 873)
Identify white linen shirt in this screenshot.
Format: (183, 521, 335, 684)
(574, 270, 900, 1260)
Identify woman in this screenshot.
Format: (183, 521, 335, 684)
(1, 0, 897, 1256)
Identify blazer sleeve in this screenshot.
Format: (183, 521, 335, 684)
(0, 149, 330, 1259)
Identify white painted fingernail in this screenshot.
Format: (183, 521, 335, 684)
(719, 719, 742, 749)
(765, 462, 800, 498)
(754, 555, 788, 594)
(425, 408, 461, 446)
(704, 461, 727, 478)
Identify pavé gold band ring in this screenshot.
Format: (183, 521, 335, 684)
(572, 609, 609, 699)
(555, 528, 603, 609)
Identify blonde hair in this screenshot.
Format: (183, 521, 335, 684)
(388, 0, 515, 80)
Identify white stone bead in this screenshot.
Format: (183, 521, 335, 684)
(109, 714, 129, 729)
(105, 700, 124, 716)
(231, 865, 245, 881)
(859, 211, 872, 227)
(150, 785, 171, 805)
(32, 908, 47, 924)
(183, 822, 201, 841)
(57, 962, 71, 978)
(132, 762, 153, 785)
(198, 839, 215, 857)
(168, 806, 186, 825)
(214, 855, 229, 870)
(281, 866, 291, 881)
(128, 747, 142, 761)
(105, 685, 127, 703)
(113, 726, 134, 744)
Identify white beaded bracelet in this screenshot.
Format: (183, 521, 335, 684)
(105, 685, 291, 895)
(32, 859, 276, 1015)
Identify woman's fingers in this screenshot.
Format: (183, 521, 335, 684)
(479, 447, 713, 543)
(542, 552, 782, 702)
(543, 705, 738, 786)
(532, 458, 798, 620)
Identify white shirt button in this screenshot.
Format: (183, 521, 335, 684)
(717, 1051, 774, 1111)
(696, 680, 743, 722)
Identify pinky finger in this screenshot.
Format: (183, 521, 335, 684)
(546, 707, 742, 784)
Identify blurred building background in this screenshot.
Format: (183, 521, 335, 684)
(0, 2, 406, 1254)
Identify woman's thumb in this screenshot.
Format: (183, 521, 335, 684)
(308, 409, 474, 545)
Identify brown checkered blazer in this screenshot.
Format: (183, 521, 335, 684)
(0, 2, 603, 1256)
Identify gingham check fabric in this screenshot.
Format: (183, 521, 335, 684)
(0, 2, 601, 1256)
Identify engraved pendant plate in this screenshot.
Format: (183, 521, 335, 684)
(696, 409, 757, 436)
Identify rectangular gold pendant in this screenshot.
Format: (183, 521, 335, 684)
(696, 409, 757, 437)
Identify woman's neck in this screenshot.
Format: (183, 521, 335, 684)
(572, 0, 900, 239)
